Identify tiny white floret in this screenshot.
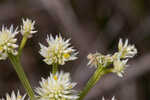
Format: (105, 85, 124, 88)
(112, 58, 128, 77)
(21, 18, 37, 38)
(118, 38, 137, 58)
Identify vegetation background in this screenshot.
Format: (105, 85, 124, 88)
(0, 0, 150, 100)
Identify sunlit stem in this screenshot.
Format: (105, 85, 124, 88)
(8, 54, 34, 100)
(52, 63, 58, 74)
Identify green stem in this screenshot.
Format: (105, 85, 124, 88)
(8, 54, 34, 100)
(18, 36, 28, 57)
(52, 63, 58, 74)
(78, 65, 107, 100)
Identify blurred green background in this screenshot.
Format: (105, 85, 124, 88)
(0, 0, 150, 100)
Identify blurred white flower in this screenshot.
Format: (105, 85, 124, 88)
(39, 34, 78, 65)
(21, 18, 37, 38)
(112, 58, 128, 77)
(87, 53, 113, 68)
(0, 25, 18, 60)
(0, 91, 26, 100)
(102, 96, 116, 100)
(35, 71, 78, 100)
(87, 53, 100, 68)
(118, 38, 137, 58)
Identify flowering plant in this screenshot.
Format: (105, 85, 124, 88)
(0, 18, 137, 100)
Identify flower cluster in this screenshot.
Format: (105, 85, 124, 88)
(0, 18, 138, 100)
(0, 18, 36, 60)
(0, 91, 26, 100)
(87, 39, 137, 77)
(87, 53, 113, 68)
(21, 18, 37, 38)
(39, 34, 78, 65)
(35, 71, 78, 100)
(0, 25, 18, 60)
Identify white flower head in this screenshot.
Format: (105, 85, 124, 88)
(112, 58, 128, 77)
(39, 34, 78, 65)
(35, 71, 78, 100)
(0, 25, 18, 60)
(87, 53, 113, 68)
(102, 96, 116, 100)
(118, 38, 137, 58)
(21, 18, 37, 38)
(0, 91, 26, 100)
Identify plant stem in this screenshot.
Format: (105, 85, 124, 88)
(78, 65, 105, 100)
(18, 36, 28, 57)
(8, 54, 34, 100)
(52, 63, 58, 74)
